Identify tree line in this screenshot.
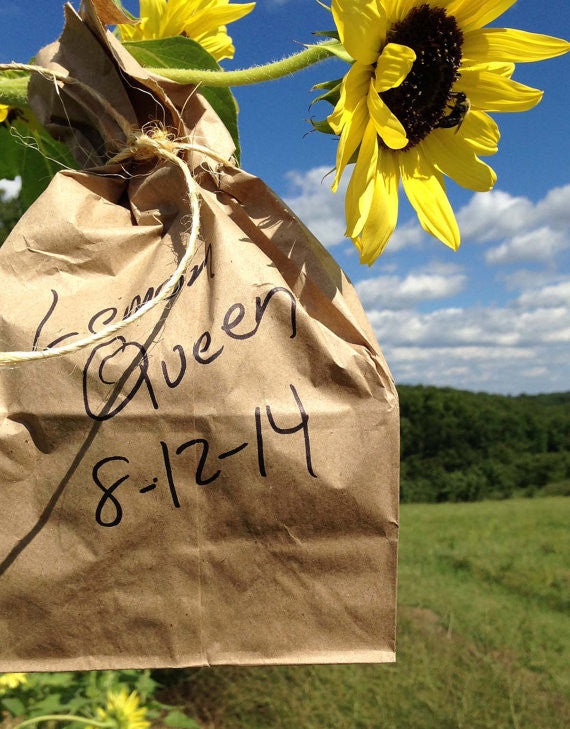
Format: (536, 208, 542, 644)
(399, 385, 570, 502)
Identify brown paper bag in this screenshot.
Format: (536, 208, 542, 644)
(0, 1, 399, 670)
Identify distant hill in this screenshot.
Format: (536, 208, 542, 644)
(398, 385, 570, 502)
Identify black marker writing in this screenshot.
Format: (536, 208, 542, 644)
(93, 456, 130, 527)
(82, 337, 157, 421)
(176, 438, 221, 486)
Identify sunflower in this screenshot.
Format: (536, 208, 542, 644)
(92, 689, 150, 729)
(0, 673, 27, 693)
(0, 104, 8, 123)
(117, 0, 256, 62)
(327, 0, 569, 263)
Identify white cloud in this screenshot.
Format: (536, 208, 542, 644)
(516, 281, 570, 309)
(457, 184, 570, 241)
(367, 305, 570, 348)
(283, 166, 570, 262)
(457, 184, 570, 264)
(365, 283, 570, 392)
(284, 167, 431, 252)
(284, 166, 346, 248)
(356, 270, 466, 310)
(280, 167, 570, 392)
(0, 177, 21, 200)
(384, 341, 568, 393)
(387, 220, 426, 252)
(485, 226, 570, 264)
(457, 189, 534, 242)
(501, 269, 566, 292)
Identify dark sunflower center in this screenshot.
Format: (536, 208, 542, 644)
(380, 3, 463, 149)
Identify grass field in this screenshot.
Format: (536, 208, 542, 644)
(161, 497, 570, 729)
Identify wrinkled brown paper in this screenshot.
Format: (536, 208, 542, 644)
(0, 1, 399, 670)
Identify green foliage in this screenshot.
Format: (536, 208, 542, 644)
(123, 37, 241, 163)
(399, 385, 570, 503)
(0, 670, 199, 729)
(310, 77, 342, 109)
(0, 188, 21, 245)
(303, 39, 353, 63)
(0, 119, 78, 209)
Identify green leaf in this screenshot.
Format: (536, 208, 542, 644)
(124, 37, 240, 163)
(163, 710, 201, 728)
(305, 40, 353, 64)
(312, 30, 340, 41)
(11, 121, 78, 209)
(29, 694, 63, 714)
(310, 78, 342, 109)
(308, 118, 336, 135)
(0, 124, 23, 179)
(135, 672, 158, 699)
(1, 697, 26, 716)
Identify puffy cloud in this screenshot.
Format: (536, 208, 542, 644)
(387, 220, 426, 252)
(367, 305, 570, 348)
(516, 281, 570, 309)
(280, 166, 569, 393)
(457, 184, 570, 264)
(356, 269, 466, 310)
(283, 164, 570, 263)
(457, 184, 570, 241)
(284, 168, 427, 252)
(383, 341, 568, 393)
(364, 285, 570, 392)
(485, 226, 570, 264)
(284, 166, 347, 248)
(501, 269, 566, 292)
(457, 189, 535, 242)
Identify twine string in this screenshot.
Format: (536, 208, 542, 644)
(0, 61, 234, 367)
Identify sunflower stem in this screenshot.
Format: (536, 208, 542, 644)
(0, 74, 30, 110)
(14, 716, 114, 729)
(147, 43, 335, 87)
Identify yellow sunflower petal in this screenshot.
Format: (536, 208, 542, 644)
(454, 109, 500, 155)
(332, 97, 368, 191)
(374, 42, 416, 92)
(345, 120, 379, 238)
(163, 1, 255, 39)
(391, 0, 418, 22)
(457, 68, 543, 112)
(462, 28, 570, 64)
(422, 128, 497, 191)
(367, 82, 408, 149)
(445, 0, 517, 34)
(196, 28, 235, 60)
(0, 105, 8, 123)
(459, 60, 515, 77)
(329, 62, 373, 134)
(358, 149, 400, 263)
(139, 0, 166, 37)
(400, 146, 460, 250)
(331, 0, 386, 64)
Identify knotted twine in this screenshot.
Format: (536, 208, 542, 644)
(0, 63, 233, 367)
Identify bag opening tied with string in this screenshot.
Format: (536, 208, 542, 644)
(0, 0, 399, 670)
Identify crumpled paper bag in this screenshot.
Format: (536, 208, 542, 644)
(0, 0, 399, 670)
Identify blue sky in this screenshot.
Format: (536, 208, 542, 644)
(1, 0, 569, 393)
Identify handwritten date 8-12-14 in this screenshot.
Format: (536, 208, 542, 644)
(92, 383, 317, 528)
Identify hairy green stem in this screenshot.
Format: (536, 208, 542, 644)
(147, 44, 333, 86)
(14, 715, 114, 729)
(0, 74, 30, 109)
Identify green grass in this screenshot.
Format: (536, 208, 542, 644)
(161, 497, 570, 729)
